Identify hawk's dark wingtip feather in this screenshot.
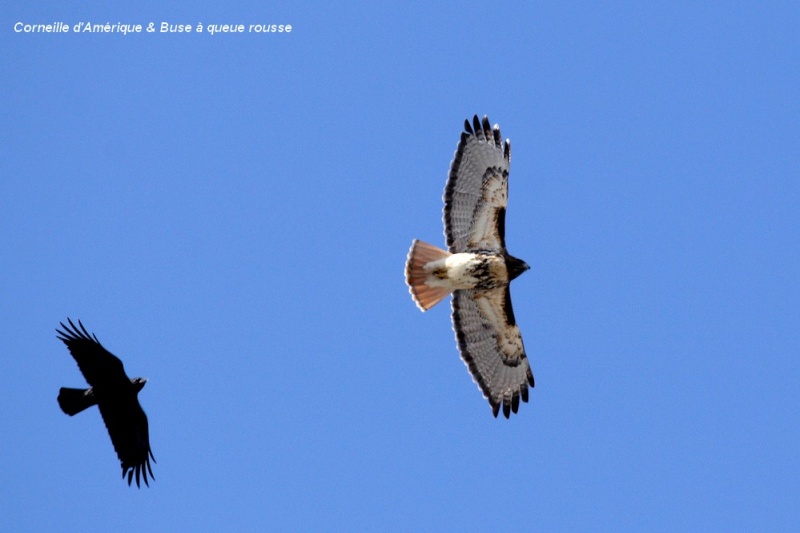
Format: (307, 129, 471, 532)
(464, 118, 473, 134)
(481, 115, 492, 143)
(472, 115, 482, 140)
(490, 391, 531, 419)
(493, 124, 502, 147)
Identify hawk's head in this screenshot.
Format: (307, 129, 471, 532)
(506, 254, 530, 282)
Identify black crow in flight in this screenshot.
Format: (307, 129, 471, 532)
(57, 318, 155, 487)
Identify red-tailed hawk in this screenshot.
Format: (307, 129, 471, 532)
(57, 318, 156, 487)
(405, 115, 533, 418)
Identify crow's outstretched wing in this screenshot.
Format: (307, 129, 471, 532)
(57, 318, 128, 388)
(98, 392, 155, 488)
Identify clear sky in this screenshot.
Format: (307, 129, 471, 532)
(2, 2, 799, 531)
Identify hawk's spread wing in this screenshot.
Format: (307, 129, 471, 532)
(57, 319, 155, 487)
(452, 288, 534, 418)
(444, 115, 511, 254)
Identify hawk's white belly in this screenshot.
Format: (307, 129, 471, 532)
(423, 253, 507, 291)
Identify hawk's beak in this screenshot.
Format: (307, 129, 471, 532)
(507, 255, 530, 281)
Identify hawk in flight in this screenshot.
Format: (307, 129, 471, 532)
(57, 318, 156, 487)
(405, 115, 533, 418)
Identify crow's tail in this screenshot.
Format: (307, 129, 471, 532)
(58, 387, 96, 416)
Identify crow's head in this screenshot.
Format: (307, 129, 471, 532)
(131, 377, 148, 393)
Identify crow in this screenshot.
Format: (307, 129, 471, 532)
(57, 318, 155, 487)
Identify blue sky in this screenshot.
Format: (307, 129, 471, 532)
(2, 2, 799, 531)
